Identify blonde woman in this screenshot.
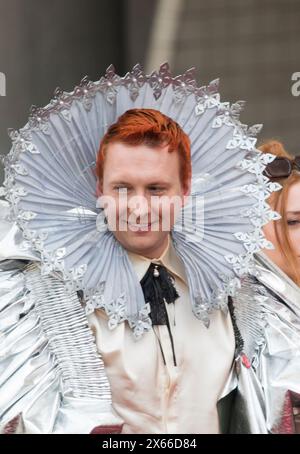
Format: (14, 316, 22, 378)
(228, 140, 300, 434)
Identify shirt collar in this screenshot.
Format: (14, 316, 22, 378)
(127, 235, 188, 285)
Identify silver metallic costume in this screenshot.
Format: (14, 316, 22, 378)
(224, 252, 300, 434)
(0, 64, 299, 433)
(0, 201, 122, 433)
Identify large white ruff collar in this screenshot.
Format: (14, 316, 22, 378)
(0, 63, 281, 338)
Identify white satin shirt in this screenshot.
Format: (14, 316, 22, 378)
(87, 236, 235, 434)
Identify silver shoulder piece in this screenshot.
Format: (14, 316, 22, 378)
(230, 252, 300, 433)
(0, 215, 122, 433)
(0, 200, 39, 262)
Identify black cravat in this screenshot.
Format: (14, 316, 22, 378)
(140, 262, 179, 366)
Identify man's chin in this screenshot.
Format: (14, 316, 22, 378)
(114, 231, 169, 255)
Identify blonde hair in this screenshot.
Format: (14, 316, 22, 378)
(259, 140, 300, 285)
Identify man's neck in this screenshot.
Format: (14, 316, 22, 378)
(128, 235, 170, 260)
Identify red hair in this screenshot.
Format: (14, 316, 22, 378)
(95, 108, 191, 191)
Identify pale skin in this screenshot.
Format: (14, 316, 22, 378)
(98, 142, 191, 259)
(263, 181, 300, 279)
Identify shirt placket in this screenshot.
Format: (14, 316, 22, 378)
(158, 300, 179, 433)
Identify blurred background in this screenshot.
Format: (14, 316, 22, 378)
(1, 0, 300, 184)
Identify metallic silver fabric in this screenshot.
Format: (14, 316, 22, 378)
(1, 202, 299, 433)
(0, 207, 121, 433)
(230, 252, 300, 433)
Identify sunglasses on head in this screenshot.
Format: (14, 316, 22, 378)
(263, 156, 300, 179)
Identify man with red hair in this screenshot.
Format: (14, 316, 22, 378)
(3, 64, 296, 435)
(95, 108, 191, 258)
(87, 108, 235, 434)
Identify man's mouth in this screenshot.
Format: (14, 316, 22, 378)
(127, 221, 159, 231)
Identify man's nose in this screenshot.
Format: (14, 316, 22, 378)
(128, 194, 150, 219)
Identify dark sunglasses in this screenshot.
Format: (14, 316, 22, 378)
(263, 156, 300, 179)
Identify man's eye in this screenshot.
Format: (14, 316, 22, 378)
(287, 220, 300, 226)
(149, 187, 165, 193)
(114, 186, 129, 193)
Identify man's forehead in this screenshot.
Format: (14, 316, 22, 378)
(104, 141, 176, 162)
(108, 171, 173, 186)
(103, 142, 180, 183)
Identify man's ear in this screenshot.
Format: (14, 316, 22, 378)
(182, 179, 191, 207)
(184, 180, 191, 197)
(96, 180, 103, 197)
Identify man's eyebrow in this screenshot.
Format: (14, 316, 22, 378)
(110, 180, 132, 185)
(146, 182, 171, 186)
(109, 181, 171, 186)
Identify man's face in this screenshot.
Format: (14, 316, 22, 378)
(98, 142, 190, 258)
